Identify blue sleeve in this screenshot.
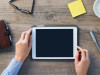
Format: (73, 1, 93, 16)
(1, 58, 23, 75)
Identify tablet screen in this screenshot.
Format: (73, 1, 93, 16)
(36, 29, 73, 57)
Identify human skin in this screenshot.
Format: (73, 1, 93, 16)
(15, 28, 32, 62)
(75, 46, 90, 75)
(14, 29, 90, 75)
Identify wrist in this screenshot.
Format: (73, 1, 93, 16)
(77, 74, 87, 75)
(15, 55, 25, 62)
(77, 72, 87, 75)
(77, 74, 86, 75)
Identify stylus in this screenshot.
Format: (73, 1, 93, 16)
(90, 31, 100, 53)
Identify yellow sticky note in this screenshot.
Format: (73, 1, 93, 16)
(68, 0, 86, 18)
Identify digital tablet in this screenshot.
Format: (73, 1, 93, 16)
(32, 27, 78, 59)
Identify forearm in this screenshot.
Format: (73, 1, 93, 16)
(1, 58, 23, 75)
(1, 29, 32, 75)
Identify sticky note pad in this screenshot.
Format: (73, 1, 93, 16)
(68, 0, 86, 17)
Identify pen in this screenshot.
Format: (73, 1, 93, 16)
(4, 20, 12, 42)
(90, 31, 100, 53)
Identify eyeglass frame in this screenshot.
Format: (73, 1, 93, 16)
(9, 0, 35, 14)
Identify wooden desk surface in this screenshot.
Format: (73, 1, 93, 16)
(0, 0, 100, 75)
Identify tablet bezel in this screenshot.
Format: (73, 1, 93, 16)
(32, 27, 77, 59)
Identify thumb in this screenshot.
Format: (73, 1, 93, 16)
(75, 51, 79, 64)
(28, 35, 32, 49)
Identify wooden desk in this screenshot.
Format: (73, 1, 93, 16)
(0, 0, 100, 75)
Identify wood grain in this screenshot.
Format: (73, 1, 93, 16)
(0, 0, 100, 75)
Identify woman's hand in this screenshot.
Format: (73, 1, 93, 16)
(75, 46, 90, 75)
(15, 28, 32, 62)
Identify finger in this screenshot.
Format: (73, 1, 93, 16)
(77, 46, 82, 53)
(28, 35, 32, 49)
(77, 46, 86, 60)
(77, 46, 83, 51)
(20, 31, 26, 40)
(25, 28, 32, 40)
(81, 49, 86, 60)
(75, 51, 79, 63)
(85, 50, 89, 59)
(83, 49, 87, 56)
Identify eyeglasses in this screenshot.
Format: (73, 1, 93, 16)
(9, 0, 35, 14)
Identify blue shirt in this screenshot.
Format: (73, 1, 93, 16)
(1, 58, 23, 75)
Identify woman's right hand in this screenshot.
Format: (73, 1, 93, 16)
(75, 46, 90, 75)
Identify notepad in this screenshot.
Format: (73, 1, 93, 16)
(68, 0, 86, 18)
